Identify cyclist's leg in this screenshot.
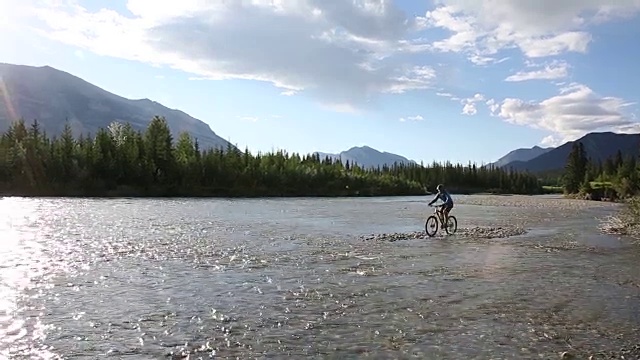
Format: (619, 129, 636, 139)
(443, 203, 453, 222)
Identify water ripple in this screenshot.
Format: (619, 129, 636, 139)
(0, 196, 637, 359)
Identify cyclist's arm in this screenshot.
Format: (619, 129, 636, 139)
(428, 193, 440, 206)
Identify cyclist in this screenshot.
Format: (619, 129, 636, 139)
(428, 184, 453, 223)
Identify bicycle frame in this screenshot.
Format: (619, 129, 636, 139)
(430, 204, 447, 224)
(436, 207, 445, 223)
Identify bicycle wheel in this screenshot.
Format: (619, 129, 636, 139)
(445, 215, 458, 235)
(425, 215, 439, 237)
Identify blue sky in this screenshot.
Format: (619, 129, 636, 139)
(1, 0, 640, 164)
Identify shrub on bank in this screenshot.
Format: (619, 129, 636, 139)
(574, 186, 619, 202)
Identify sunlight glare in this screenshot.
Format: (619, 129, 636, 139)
(0, 197, 55, 358)
(0, 0, 10, 28)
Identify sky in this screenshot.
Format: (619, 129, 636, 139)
(1, 0, 640, 165)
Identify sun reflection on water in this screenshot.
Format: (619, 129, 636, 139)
(0, 197, 59, 359)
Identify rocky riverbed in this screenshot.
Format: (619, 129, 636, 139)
(360, 225, 528, 241)
(453, 194, 621, 210)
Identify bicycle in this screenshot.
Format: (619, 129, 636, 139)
(425, 204, 457, 237)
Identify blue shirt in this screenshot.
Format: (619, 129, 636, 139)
(431, 190, 453, 205)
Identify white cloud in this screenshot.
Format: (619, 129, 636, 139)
(435, 91, 486, 115)
(461, 103, 477, 115)
(399, 115, 424, 122)
(486, 98, 499, 114)
(10, 0, 640, 123)
(460, 93, 484, 115)
(494, 83, 639, 144)
(540, 135, 564, 147)
(383, 65, 436, 94)
(435, 91, 485, 115)
(418, 0, 640, 63)
(505, 60, 570, 82)
(436, 91, 460, 101)
(24, 0, 438, 111)
(467, 93, 484, 102)
(0, 0, 31, 30)
(320, 102, 360, 114)
(238, 116, 259, 122)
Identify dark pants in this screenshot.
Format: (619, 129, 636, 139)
(441, 202, 453, 217)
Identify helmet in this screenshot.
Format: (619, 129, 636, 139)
(436, 184, 443, 191)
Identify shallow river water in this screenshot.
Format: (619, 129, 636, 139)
(0, 195, 639, 359)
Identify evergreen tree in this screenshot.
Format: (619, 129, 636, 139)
(563, 142, 588, 194)
(603, 157, 616, 177)
(580, 173, 593, 195)
(614, 150, 624, 169)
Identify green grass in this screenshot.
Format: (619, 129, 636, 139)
(590, 181, 612, 189)
(542, 181, 613, 195)
(542, 185, 564, 194)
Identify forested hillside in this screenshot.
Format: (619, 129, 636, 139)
(0, 117, 542, 197)
(506, 132, 640, 173)
(562, 141, 639, 200)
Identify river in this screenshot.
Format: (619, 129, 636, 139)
(0, 195, 638, 359)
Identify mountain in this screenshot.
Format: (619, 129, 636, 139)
(0, 63, 232, 150)
(491, 145, 553, 168)
(314, 146, 416, 168)
(505, 132, 640, 173)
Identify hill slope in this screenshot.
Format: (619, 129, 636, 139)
(506, 132, 640, 173)
(492, 145, 553, 168)
(315, 146, 416, 168)
(0, 63, 232, 150)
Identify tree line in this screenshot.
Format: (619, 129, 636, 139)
(562, 141, 639, 199)
(0, 117, 542, 197)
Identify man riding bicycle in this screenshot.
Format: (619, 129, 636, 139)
(428, 184, 453, 223)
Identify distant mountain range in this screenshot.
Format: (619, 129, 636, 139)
(315, 146, 416, 169)
(490, 145, 553, 168)
(493, 132, 640, 173)
(328, 132, 640, 174)
(0, 63, 232, 150)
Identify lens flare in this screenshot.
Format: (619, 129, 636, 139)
(0, 76, 17, 122)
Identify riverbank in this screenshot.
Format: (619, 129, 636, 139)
(600, 196, 640, 240)
(0, 184, 426, 198)
(0, 186, 545, 198)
